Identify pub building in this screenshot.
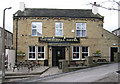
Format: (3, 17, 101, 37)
(13, 4, 119, 67)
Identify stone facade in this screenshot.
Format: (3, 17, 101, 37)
(0, 27, 13, 70)
(13, 8, 119, 67)
(112, 28, 120, 37)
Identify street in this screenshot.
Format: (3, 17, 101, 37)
(19, 63, 119, 82)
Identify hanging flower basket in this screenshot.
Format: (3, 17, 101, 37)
(93, 50, 101, 57)
(93, 53, 101, 57)
(17, 51, 26, 56)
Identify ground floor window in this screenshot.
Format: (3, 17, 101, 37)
(28, 46, 36, 60)
(28, 46, 45, 60)
(72, 46, 80, 60)
(72, 46, 89, 60)
(82, 46, 89, 60)
(37, 46, 45, 60)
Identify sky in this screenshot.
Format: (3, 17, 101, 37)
(0, 0, 119, 33)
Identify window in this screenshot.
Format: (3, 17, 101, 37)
(76, 23, 86, 37)
(82, 47, 89, 60)
(72, 46, 80, 60)
(37, 46, 45, 60)
(55, 22, 63, 36)
(28, 46, 36, 60)
(32, 22, 42, 36)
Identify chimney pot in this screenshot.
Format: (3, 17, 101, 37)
(94, 2, 96, 6)
(19, 2, 25, 12)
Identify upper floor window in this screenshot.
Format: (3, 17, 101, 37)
(76, 23, 86, 37)
(55, 22, 63, 36)
(32, 22, 42, 36)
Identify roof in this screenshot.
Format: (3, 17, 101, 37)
(13, 8, 103, 19)
(112, 28, 120, 32)
(103, 28, 120, 38)
(0, 27, 13, 34)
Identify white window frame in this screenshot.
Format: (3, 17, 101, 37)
(72, 46, 80, 60)
(81, 46, 89, 60)
(55, 22, 63, 36)
(76, 23, 86, 37)
(37, 46, 45, 60)
(28, 46, 36, 60)
(32, 22, 42, 36)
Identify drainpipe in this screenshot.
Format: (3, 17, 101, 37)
(15, 18, 18, 64)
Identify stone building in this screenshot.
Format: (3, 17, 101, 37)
(13, 8, 119, 67)
(0, 27, 13, 70)
(112, 28, 120, 37)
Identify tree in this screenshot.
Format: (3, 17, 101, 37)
(90, 0, 120, 11)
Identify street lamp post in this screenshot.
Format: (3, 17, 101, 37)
(2, 7, 12, 82)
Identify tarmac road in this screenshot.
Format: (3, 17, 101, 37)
(18, 63, 119, 82)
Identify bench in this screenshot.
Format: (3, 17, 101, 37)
(68, 61, 79, 67)
(97, 58, 108, 63)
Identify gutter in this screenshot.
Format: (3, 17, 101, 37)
(15, 18, 18, 64)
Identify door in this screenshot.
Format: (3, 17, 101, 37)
(52, 47, 65, 66)
(110, 47, 118, 62)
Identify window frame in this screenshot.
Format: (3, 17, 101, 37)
(37, 46, 45, 60)
(55, 22, 63, 37)
(72, 46, 80, 60)
(32, 22, 42, 36)
(76, 22, 87, 37)
(28, 46, 36, 60)
(81, 46, 89, 60)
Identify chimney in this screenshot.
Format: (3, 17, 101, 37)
(19, 2, 25, 12)
(92, 2, 98, 14)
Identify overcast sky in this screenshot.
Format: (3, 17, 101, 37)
(0, 0, 119, 33)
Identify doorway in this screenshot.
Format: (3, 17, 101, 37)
(52, 46, 65, 66)
(110, 47, 118, 62)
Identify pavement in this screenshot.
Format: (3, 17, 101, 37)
(40, 67, 62, 77)
(5, 66, 49, 82)
(3, 63, 120, 83)
(4, 66, 63, 82)
(18, 63, 119, 82)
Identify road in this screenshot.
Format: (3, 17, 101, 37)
(20, 63, 119, 82)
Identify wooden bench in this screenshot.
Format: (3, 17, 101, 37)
(68, 61, 79, 67)
(97, 58, 108, 63)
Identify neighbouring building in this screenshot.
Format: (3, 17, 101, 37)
(13, 6, 120, 67)
(112, 28, 120, 37)
(0, 27, 13, 70)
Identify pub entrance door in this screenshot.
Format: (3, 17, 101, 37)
(52, 46, 65, 66)
(110, 47, 118, 62)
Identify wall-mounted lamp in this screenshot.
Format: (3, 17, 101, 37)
(64, 36, 66, 39)
(67, 47, 69, 50)
(42, 36, 44, 39)
(53, 36, 55, 39)
(113, 43, 117, 46)
(50, 47, 52, 51)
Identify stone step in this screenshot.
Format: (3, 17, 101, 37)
(5, 75, 40, 79)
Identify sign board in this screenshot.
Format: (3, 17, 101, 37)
(38, 37, 80, 43)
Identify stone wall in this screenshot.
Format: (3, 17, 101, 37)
(13, 17, 119, 66)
